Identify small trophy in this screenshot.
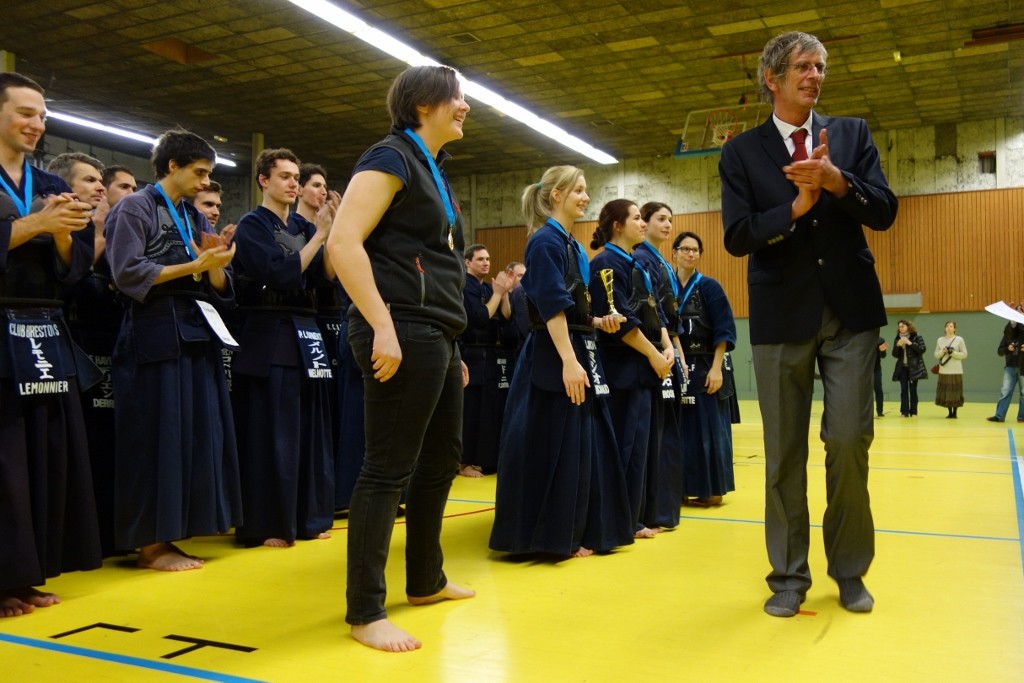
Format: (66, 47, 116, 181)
(599, 268, 626, 321)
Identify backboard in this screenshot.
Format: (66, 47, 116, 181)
(673, 103, 768, 157)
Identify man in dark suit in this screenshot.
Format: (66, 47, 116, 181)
(719, 31, 898, 617)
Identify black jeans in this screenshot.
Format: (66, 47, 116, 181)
(345, 318, 463, 625)
(873, 365, 884, 416)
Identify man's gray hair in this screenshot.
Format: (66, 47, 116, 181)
(758, 31, 827, 105)
(47, 152, 104, 184)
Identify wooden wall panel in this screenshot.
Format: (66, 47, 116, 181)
(474, 187, 1024, 316)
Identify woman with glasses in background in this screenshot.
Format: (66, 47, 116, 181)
(673, 231, 738, 508)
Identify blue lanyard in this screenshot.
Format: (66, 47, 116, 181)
(637, 241, 679, 299)
(153, 183, 197, 259)
(603, 243, 653, 295)
(403, 128, 456, 230)
(544, 218, 589, 284)
(0, 160, 34, 217)
(679, 271, 703, 314)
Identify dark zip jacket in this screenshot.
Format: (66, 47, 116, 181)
(355, 127, 467, 337)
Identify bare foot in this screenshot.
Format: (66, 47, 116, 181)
(571, 546, 594, 557)
(14, 587, 60, 607)
(1, 592, 34, 618)
(316, 532, 331, 540)
(407, 581, 476, 606)
(458, 465, 484, 478)
(263, 538, 294, 548)
(166, 542, 204, 562)
(634, 526, 659, 539)
(684, 496, 723, 508)
(351, 619, 421, 652)
(138, 543, 204, 571)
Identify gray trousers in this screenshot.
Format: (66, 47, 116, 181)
(752, 307, 876, 594)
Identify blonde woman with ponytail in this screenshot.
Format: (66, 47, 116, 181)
(489, 166, 634, 558)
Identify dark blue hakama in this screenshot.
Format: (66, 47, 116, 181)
(231, 207, 335, 544)
(489, 224, 633, 555)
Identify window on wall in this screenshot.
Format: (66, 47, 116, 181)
(978, 151, 996, 175)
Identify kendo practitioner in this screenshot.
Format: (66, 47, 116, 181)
(634, 201, 686, 529)
(51, 152, 128, 558)
(458, 243, 511, 477)
(589, 199, 674, 540)
(231, 148, 335, 547)
(490, 166, 634, 559)
(105, 128, 241, 572)
(0, 72, 101, 617)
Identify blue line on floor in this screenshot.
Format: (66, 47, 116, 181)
(1008, 430, 1024, 577)
(736, 461, 1010, 476)
(676, 516, 1019, 542)
(450, 497, 1021, 543)
(868, 466, 1007, 476)
(0, 633, 266, 683)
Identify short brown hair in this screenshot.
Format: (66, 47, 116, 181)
(102, 164, 134, 187)
(152, 128, 216, 179)
(255, 148, 299, 184)
(0, 72, 44, 106)
(386, 65, 461, 130)
(464, 243, 487, 260)
(299, 163, 326, 187)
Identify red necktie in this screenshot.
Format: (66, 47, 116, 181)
(790, 128, 808, 161)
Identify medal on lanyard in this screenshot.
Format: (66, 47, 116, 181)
(604, 243, 654, 307)
(404, 128, 457, 251)
(0, 159, 34, 217)
(153, 183, 202, 281)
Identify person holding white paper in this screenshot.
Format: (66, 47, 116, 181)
(105, 128, 241, 572)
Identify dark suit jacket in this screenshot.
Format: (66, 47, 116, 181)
(719, 112, 898, 345)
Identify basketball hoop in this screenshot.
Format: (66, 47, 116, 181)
(708, 109, 739, 147)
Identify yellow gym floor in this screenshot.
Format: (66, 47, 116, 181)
(3, 400, 1022, 682)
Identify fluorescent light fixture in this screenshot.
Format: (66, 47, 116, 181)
(48, 111, 155, 145)
(47, 110, 238, 168)
(287, 0, 618, 165)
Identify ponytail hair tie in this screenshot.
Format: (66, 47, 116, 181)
(536, 181, 542, 188)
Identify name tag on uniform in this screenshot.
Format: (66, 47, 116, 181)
(221, 347, 234, 392)
(680, 360, 696, 405)
(293, 319, 333, 380)
(497, 355, 510, 390)
(584, 337, 609, 396)
(88, 353, 114, 408)
(660, 372, 676, 400)
(6, 311, 70, 395)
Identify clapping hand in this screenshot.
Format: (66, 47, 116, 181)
(491, 269, 510, 294)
